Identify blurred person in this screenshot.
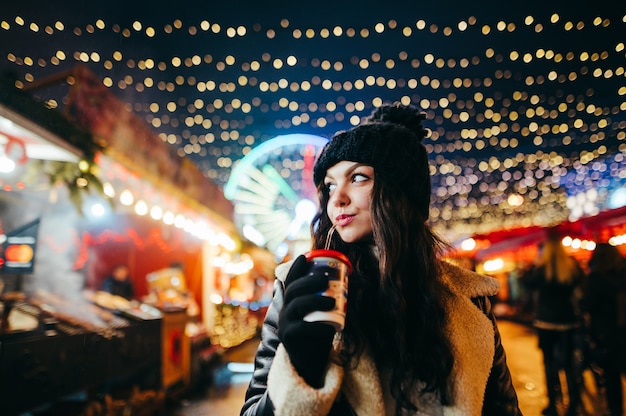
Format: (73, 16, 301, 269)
(100, 264, 134, 300)
(582, 243, 626, 416)
(522, 236, 585, 416)
(241, 104, 521, 415)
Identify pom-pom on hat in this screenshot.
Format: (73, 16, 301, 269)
(313, 103, 431, 219)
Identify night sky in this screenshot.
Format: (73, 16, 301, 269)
(1, 0, 625, 241)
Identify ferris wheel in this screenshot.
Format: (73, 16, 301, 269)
(224, 134, 328, 257)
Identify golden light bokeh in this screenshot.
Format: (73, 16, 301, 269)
(1, 4, 625, 239)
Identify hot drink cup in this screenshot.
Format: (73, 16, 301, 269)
(302, 249, 352, 331)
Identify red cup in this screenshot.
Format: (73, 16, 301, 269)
(302, 249, 352, 331)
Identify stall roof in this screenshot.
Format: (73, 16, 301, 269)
(0, 104, 80, 163)
(461, 205, 626, 259)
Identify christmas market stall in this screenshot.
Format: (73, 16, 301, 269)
(0, 69, 274, 414)
(451, 205, 626, 322)
(0, 76, 163, 415)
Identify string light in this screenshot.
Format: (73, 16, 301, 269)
(1, 7, 624, 241)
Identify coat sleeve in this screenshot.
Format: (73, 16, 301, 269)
(475, 296, 523, 416)
(240, 277, 344, 416)
(240, 279, 283, 416)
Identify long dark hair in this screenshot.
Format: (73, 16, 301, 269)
(311, 172, 454, 413)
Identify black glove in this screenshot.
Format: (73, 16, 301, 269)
(278, 254, 336, 388)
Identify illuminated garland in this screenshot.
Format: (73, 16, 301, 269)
(1, 7, 625, 240)
(0, 72, 107, 213)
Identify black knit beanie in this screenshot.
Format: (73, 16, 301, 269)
(313, 104, 431, 219)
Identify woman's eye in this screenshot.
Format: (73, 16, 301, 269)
(352, 173, 369, 182)
(325, 182, 336, 192)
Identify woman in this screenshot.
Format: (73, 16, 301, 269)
(241, 104, 521, 415)
(582, 243, 626, 416)
(522, 236, 584, 416)
(100, 264, 134, 300)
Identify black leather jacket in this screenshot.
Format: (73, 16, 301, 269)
(241, 275, 522, 415)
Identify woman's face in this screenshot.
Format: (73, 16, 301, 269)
(113, 266, 129, 281)
(324, 161, 374, 243)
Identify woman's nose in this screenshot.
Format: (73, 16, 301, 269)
(330, 186, 348, 206)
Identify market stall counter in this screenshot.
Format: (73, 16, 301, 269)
(0, 289, 162, 415)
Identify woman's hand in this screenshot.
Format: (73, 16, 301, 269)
(278, 254, 336, 388)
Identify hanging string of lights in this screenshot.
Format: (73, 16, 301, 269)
(1, 6, 624, 240)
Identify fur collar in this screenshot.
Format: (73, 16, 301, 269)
(275, 258, 499, 298)
(270, 259, 499, 415)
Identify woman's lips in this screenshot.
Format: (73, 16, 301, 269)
(336, 214, 354, 227)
